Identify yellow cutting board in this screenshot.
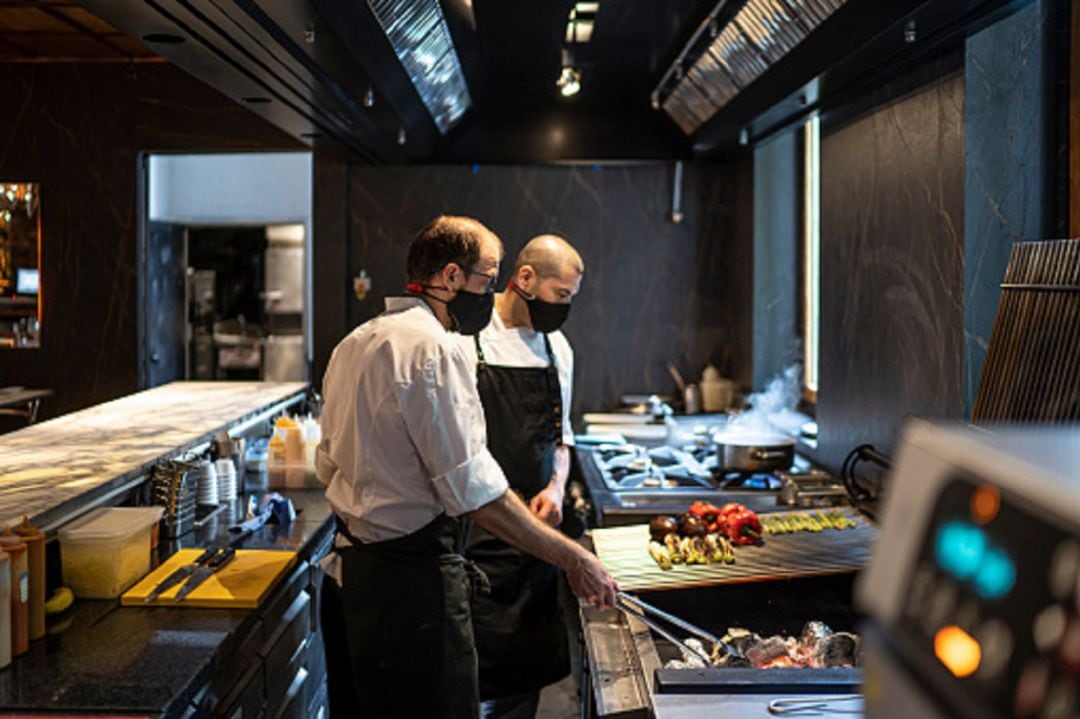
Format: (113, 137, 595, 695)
(121, 549, 298, 609)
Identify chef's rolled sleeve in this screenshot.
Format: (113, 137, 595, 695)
(399, 343, 509, 516)
(432, 450, 508, 516)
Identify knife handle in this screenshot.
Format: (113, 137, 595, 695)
(208, 547, 236, 569)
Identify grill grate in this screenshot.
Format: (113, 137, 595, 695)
(591, 509, 876, 593)
(972, 239, 1080, 423)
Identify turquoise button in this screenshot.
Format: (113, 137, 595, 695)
(974, 547, 1016, 599)
(936, 521, 986, 580)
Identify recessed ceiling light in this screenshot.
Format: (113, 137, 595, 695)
(575, 2, 599, 13)
(241, 97, 271, 104)
(141, 33, 185, 44)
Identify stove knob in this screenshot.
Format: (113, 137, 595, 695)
(1040, 678, 1077, 719)
(1033, 605, 1067, 653)
(1015, 660, 1050, 717)
(1049, 540, 1080, 601)
(974, 618, 1012, 680)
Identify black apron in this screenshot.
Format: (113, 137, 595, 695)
(466, 333, 571, 700)
(336, 513, 482, 718)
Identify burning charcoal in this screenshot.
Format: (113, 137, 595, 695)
(714, 652, 752, 668)
(815, 632, 861, 668)
(722, 628, 760, 655)
(746, 636, 790, 667)
(800, 621, 833, 647)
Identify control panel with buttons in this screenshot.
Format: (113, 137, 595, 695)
(857, 422, 1080, 719)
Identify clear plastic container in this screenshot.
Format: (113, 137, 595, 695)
(58, 506, 164, 599)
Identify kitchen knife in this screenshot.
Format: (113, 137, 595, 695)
(173, 547, 236, 602)
(143, 546, 218, 603)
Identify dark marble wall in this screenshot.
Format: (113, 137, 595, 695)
(313, 161, 753, 420)
(0, 63, 300, 420)
(816, 70, 966, 470)
(963, 0, 1052, 415)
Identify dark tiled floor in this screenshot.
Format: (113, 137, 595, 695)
(538, 673, 581, 719)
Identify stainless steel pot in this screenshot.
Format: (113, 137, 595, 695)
(713, 431, 795, 472)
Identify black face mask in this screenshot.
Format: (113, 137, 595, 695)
(511, 282, 572, 333)
(447, 288, 494, 335)
(407, 282, 493, 335)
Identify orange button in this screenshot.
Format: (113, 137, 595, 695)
(935, 625, 981, 678)
(971, 485, 1001, 525)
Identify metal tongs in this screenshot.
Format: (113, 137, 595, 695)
(616, 591, 736, 666)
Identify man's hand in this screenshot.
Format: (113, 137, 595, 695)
(566, 550, 619, 609)
(529, 484, 563, 527)
(469, 490, 617, 608)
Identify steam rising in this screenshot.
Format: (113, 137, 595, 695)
(727, 364, 803, 434)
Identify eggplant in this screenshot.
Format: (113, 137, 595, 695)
(678, 513, 707, 538)
(649, 515, 679, 541)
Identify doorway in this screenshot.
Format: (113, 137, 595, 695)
(140, 152, 313, 388)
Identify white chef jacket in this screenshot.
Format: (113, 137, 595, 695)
(316, 296, 509, 544)
(458, 309, 575, 447)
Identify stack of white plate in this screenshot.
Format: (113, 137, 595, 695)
(196, 460, 219, 506)
(216, 458, 238, 502)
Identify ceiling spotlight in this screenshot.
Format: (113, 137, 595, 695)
(557, 48, 581, 98)
(363, 87, 375, 108)
(557, 66, 582, 97)
(397, 127, 407, 145)
(904, 19, 917, 43)
(303, 27, 315, 44)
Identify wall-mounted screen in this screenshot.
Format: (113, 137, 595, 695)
(16, 268, 38, 296)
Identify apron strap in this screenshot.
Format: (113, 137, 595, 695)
(542, 334, 564, 447)
(474, 333, 487, 367)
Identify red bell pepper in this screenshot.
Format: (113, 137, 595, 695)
(725, 508, 763, 546)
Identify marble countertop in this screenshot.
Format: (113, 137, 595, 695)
(0, 484, 333, 716)
(0, 381, 307, 530)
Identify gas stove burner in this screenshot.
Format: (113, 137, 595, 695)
(591, 443, 716, 490)
(716, 472, 784, 490)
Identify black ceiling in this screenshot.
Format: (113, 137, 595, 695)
(467, 0, 713, 112)
(56, 0, 1034, 163)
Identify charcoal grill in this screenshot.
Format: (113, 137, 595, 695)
(581, 573, 863, 716)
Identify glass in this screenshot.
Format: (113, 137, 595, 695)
(463, 266, 498, 294)
(0, 182, 41, 349)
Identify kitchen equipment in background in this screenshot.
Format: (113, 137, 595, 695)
(712, 430, 796, 473)
(700, 364, 734, 412)
(262, 224, 305, 381)
(212, 317, 263, 375)
(57, 506, 164, 599)
(196, 460, 219, 506)
(972, 238, 1080, 423)
(777, 468, 850, 508)
(840, 444, 892, 521)
(857, 422, 1080, 719)
(591, 509, 874, 593)
(150, 461, 198, 538)
(122, 548, 298, 608)
(581, 573, 862, 715)
(264, 335, 305, 381)
(215, 458, 237, 503)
